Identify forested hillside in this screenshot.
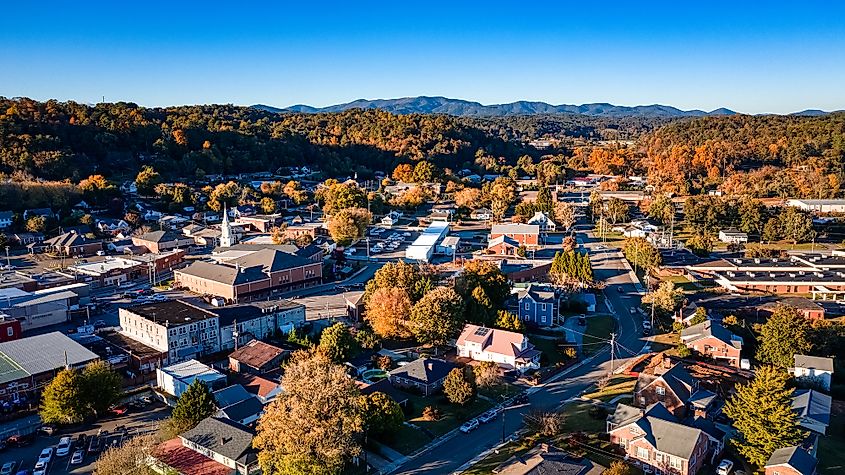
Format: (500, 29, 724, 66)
(640, 113, 845, 196)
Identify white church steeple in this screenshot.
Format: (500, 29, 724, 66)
(220, 204, 235, 248)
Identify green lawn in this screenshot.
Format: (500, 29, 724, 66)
(583, 314, 616, 354)
(582, 375, 637, 402)
(529, 334, 573, 366)
(405, 393, 494, 437)
(560, 401, 609, 434)
(819, 412, 845, 474)
(377, 424, 431, 456)
(462, 435, 541, 475)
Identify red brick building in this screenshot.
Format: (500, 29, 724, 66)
(633, 362, 698, 418)
(680, 320, 743, 368)
(607, 403, 711, 475)
(490, 224, 540, 247)
(765, 446, 817, 475)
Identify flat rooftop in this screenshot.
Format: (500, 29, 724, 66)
(125, 300, 217, 326)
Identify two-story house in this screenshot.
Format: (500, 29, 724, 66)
(515, 284, 558, 327)
(792, 389, 831, 435)
(607, 402, 711, 475)
(455, 324, 541, 372)
(633, 362, 698, 418)
(680, 320, 743, 368)
(527, 211, 557, 233)
(791, 355, 834, 391)
(152, 417, 259, 475)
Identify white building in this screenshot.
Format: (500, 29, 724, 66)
(787, 199, 845, 214)
(405, 221, 449, 262)
(380, 211, 402, 227)
(527, 211, 557, 232)
(156, 359, 226, 398)
(219, 205, 236, 248)
(791, 354, 834, 391)
(455, 324, 541, 372)
(437, 236, 460, 256)
(718, 229, 748, 244)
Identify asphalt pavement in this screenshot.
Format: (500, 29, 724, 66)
(390, 227, 647, 475)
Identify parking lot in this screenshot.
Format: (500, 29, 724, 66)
(346, 226, 418, 260)
(0, 402, 170, 475)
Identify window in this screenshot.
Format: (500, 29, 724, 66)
(618, 438, 627, 448)
(655, 386, 665, 396)
(637, 447, 649, 460)
(541, 303, 546, 311)
(670, 457, 682, 469)
(6, 327, 12, 337)
(541, 314, 546, 323)
(525, 303, 529, 310)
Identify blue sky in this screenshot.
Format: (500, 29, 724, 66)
(2, 1, 844, 114)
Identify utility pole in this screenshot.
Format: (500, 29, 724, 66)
(609, 332, 616, 374)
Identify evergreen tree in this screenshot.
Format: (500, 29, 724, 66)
(724, 366, 805, 467)
(171, 379, 216, 432)
(362, 392, 404, 437)
(318, 323, 360, 363)
(443, 368, 475, 405)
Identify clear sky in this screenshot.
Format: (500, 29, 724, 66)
(2, 1, 844, 114)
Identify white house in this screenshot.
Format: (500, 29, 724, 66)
(380, 211, 402, 227)
(470, 208, 492, 221)
(156, 359, 226, 398)
(455, 324, 541, 372)
(791, 354, 834, 391)
(718, 229, 748, 244)
(527, 211, 557, 232)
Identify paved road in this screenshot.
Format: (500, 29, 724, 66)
(391, 227, 647, 475)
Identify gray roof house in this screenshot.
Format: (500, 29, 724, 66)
(388, 357, 456, 396)
(792, 389, 832, 435)
(515, 284, 558, 327)
(792, 355, 834, 391)
(765, 446, 818, 475)
(178, 417, 259, 474)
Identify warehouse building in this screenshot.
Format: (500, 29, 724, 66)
(405, 221, 449, 262)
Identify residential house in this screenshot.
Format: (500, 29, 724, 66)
(234, 373, 282, 404)
(0, 211, 13, 229)
(388, 357, 456, 396)
(14, 233, 43, 246)
(718, 229, 748, 244)
(490, 224, 540, 247)
(527, 211, 557, 233)
(792, 389, 831, 435)
(132, 230, 195, 254)
(174, 249, 322, 302)
(153, 417, 259, 475)
(470, 208, 492, 221)
(607, 402, 711, 475)
(228, 339, 288, 375)
(765, 446, 818, 475)
(791, 355, 834, 391)
(212, 384, 253, 408)
(96, 219, 130, 236)
(515, 284, 558, 327)
(633, 362, 698, 418)
(680, 320, 743, 367)
(455, 324, 541, 372)
(155, 359, 227, 398)
(488, 235, 521, 256)
(213, 299, 306, 350)
(381, 211, 402, 227)
(494, 444, 605, 475)
(23, 208, 54, 220)
(216, 395, 264, 426)
(42, 232, 102, 257)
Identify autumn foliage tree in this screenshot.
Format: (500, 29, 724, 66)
(410, 287, 465, 346)
(255, 351, 364, 475)
(365, 287, 414, 339)
(327, 207, 371, 246)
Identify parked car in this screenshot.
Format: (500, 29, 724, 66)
(36, 448, 52, 465)
(56, 436, 72, 457)
(32, 462, 46, 475)
(140, 395, 154, 405)
(109, 405, 129, 416)
(70, 450, 84, 465)
(0, 462, 15, 475)
(577, 315, 586, 326)
(38, 425, 57, 436)
(6, 434, 34, 447)
(93, 320, 107, 329)
(459, 419, 479, 433)
(478, 410, 499, 423)
(716, 460, 734, 475)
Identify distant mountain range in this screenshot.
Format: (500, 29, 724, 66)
(253, 96, 740, 118)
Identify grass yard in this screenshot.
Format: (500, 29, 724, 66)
(560, 401, 610, 434)
(462, 435, 541, 475)
(406, 393, 494, 437)
(377, 423, 432, 456)
(819, 412, 845, 474)
(649, 332, 679, 352)
(529, 334, 574, 366)
(581, 375, 637, 402)
(583, 314, 616, 354)
(662, 275, 699, 293)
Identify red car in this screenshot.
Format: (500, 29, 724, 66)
(109, 405, 129, 416)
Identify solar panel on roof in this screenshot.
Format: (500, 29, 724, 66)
(474, 327, 490, 336)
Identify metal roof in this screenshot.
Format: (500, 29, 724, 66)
(0, 332, 98, 383)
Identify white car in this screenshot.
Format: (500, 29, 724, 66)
(33, 461, 48, 475)
(71, 449, 85, 465)
(477, 410, 499, 423)
(38, 447, 53, 464)
(716, 460, 734, 475)
(459, 419, 479, 433)
(56, 436, 73, 456)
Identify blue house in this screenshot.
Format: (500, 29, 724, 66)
(516, 284, 558, 327)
